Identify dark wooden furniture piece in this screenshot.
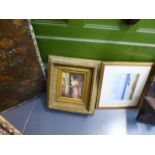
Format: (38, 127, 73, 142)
(0, 20, 46, 112)
(137, 96, 155, 125)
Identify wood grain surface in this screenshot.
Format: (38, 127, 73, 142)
(0, 20, 46, 112)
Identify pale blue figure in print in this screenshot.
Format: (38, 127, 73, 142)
(109, 73, 139, 100)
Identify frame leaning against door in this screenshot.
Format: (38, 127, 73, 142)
(47, 55, 101, 115)
(96, 62, 154, 109)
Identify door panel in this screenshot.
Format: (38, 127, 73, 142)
(32, 19, 155, 63)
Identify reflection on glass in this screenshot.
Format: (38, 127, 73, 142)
(107, 73, 139, 100)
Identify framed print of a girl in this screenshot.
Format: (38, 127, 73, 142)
(47, 55, 100, 114)
(61, 73, 84, 99)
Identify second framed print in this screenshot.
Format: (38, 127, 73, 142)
(97, 62, 154, 108)
(47, 55, 101, 115)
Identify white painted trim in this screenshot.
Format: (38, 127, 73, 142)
(83, 24, 120, 31)
(32, 20, 68, 27)
(137, 28, 155, 34)
(36, 35, 155, 48)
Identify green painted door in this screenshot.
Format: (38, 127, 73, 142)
(32, 19, 155, 63)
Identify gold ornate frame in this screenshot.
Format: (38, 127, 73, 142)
(0, 116, 22, 135)
(96, 61, 155, 109)
(47, 55, 101, 115)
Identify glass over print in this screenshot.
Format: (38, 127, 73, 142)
(108, 73, 139, 100)
(61, 72, 84, 99)
(98, 64, 152, 108)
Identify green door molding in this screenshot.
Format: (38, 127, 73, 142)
(32, 19, 155, 63)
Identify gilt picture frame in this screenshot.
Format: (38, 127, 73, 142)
(47, 55, 101, 115)
(0, 115, 22, 135)
(96, 62, 154, 108)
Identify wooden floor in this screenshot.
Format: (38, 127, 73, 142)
(1, 94, 155, 135)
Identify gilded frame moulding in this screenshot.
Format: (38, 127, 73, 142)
(47, 55, 101, 115)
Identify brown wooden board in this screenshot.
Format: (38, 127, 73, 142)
(137, 70, 155, 125)
(0, 20, 46, 112)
